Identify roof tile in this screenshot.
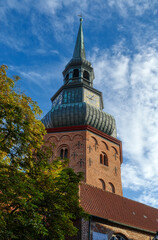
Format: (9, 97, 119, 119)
(80, 182, 158, 233)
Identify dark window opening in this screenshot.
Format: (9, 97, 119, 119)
(65, 149, 68, 158)
(100, 152, 108, 166)
(73, 69, 79, 78)
(60, 148, 68, 159)
(60, 149, 64, 159)
(109, 182, 115, 193)
(99, 179, 105, 190)
(83, 70, 89, 80)
(104, 154, 108, 166)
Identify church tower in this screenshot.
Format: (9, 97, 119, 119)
(42, 18, 123, 196)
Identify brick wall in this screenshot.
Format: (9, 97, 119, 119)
(90, 219, 155, 240)
(86, 131, 123, 195)
(45, 126, 155, 240)
(45, 130, 87, 179)
(45, 127, 123, 196)
(66, 217, 155, 240)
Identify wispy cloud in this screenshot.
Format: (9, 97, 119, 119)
(90, 41, 158, 207)
(1, 0, 158, 53)
(107, 0, 158, 17)
(0, 35, 25, 52)
(8, 62, 65, 91)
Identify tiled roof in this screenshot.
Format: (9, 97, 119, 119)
(80, 182, 158, 233)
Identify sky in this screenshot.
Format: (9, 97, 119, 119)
(1, 0, 158, 208)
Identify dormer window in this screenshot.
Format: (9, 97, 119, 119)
(83, 70, 89, 80)
(73, 69, 79, 78)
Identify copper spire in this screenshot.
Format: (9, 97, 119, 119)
(73, 18, 86, 59)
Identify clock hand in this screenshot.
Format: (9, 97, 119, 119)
(88, 95, 94, 100)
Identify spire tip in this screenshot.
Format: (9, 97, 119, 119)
(73, 15, 86, 59)
(78, 15, 83, 22)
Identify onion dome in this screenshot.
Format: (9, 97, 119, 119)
(42, 18, 117, 138)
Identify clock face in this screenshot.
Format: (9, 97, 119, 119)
(84, 89, 100, 108)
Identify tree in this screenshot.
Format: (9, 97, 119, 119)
(0, 65, 86, 239)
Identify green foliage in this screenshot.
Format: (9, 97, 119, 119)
(0, 65, 86, 239)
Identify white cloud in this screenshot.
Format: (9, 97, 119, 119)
(89, 48, 129, 90)
(90, 43, 158, 207)
(35, 48, 59, 55)
(107, 0, 157, 17)
(36, 0, 61, 15)
(8, 62, 65, 92)
(0, 35, 25, 52)
(137, 186, 158, 207)
(121, 163, 146, 191)
(1, 0, 157, 55)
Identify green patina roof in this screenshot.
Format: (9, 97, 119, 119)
(42, 102, 116, 137)
(73, 18, 86, 60)
(42, 19, 117, 138)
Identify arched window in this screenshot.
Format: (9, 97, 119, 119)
(64, 148, 68, 158)
(110, 234, 127, 240)
(60, 148, 68, 159)
(99, 179, 105, 190)
(100, 152, 108, 166)
(103, 153, 108, 166)
(83, 70, 89, 80)
(109, 182, 115, 193)
(60, 149, 64, 159)
(73, 69, 79, 78)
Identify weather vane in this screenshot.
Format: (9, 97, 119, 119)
(78, 14, 83, 21)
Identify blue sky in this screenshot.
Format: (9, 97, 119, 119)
(1, 0, 158, 208)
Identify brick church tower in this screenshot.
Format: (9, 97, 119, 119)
(42, 18, 123, 196)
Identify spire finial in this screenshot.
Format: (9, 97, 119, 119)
(78, 14, 83, 22)
(73, 16, 86, 59)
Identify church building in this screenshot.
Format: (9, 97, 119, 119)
(42, 18, 158, 240)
